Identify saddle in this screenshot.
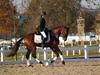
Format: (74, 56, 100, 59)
(34, 28, 50, 44)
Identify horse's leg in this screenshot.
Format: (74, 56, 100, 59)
(50, 46, 65, 65)
(50, 47, 59, 64)
(31, 46, 43, 65)
(56, 47, 65, 65)
(26, 49, 31, 66)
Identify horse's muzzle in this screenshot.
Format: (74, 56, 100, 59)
(63, 37, 67, 41)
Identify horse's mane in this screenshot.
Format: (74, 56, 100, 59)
(52, 26, 68, 30)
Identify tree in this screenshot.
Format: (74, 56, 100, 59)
(1, 0, 98, 37)
(0, 0, 16, 39)
(92, 13, 100, 44)
(23, 0, 77, 34)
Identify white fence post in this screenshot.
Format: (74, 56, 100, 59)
(89, 41, 92, 46)
(66, 50, 69, 56)
(1, 47, 4, 62)
(44, 48, 48, 61)
(73, 50, 75, 56)
(78, 50, 81, 55)
(99, 45, 100, 53)
(84, 45, 88, 59)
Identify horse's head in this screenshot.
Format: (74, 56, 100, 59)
(52, 26, 69, 41)
(59, 26, 69, 41)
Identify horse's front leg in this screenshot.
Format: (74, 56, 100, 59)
(57, 47, 65, 65)
(50, 47, 59, 64)
(50, 46, 65, 65)
(59, 54, 65, 65)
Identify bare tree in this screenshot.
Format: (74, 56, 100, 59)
(0, 0, 16, 39)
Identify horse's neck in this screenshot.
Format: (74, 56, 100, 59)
(52, 28, 61, 38)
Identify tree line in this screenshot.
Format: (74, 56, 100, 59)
(0, 0, 99, 39)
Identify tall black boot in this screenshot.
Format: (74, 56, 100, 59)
(41, 38, 45, 48)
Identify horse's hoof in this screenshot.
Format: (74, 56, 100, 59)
(27, 65, 33, 67)
(39, 61, 43, 64)
(39, 61, 45, 66)
(62, 61, 65, 65)
(51, 60, 54, 64)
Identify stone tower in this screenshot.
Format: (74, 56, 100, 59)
(77, 11, 85, 46)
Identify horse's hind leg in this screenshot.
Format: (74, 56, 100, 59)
(26, 49, 31, 66)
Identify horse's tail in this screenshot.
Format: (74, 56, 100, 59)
(8, 38, 23, 57)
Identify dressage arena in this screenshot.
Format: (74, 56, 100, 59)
(1, 61, 100, 75)
(0, 46, 100, 75)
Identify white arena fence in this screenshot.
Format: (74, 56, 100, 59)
(0, 45, 100, 62)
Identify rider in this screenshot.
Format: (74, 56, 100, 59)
(39, 11, 47, 46)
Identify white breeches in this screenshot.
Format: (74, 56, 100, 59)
(40, 31, 46, 38)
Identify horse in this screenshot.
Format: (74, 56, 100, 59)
(8, 26, 69, 66)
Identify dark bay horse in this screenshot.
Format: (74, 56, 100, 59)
(8, 26, 69, 66)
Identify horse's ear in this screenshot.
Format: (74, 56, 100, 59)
(65, 26, 70, 33)
(67, 26, 70, 30)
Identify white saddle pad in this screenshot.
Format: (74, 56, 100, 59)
(34, 34, 42, 43)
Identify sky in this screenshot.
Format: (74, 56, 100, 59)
(11, 0, 100, 14)
(11, 0, 31, 14)
(80, 0, 100, 9)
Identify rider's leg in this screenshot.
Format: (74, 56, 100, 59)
(40, 31, 47, 48)
(40, 31, 46, 39)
